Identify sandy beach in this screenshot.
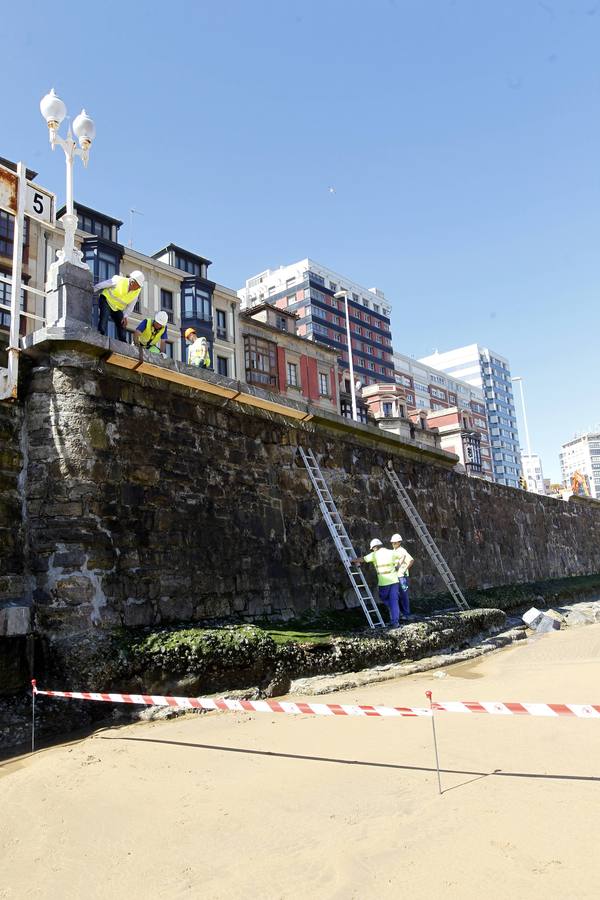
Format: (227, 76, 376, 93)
(2, 624, 600, 899)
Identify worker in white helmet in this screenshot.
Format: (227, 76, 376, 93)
(390, 533, 414, 620)
(351, 538, 401, 627)
(184, 328, 211, 369)
(134, 310, 169, 355)
(94, 269, 145, 342)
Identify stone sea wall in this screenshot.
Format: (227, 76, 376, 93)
(15, 344, 600, 639)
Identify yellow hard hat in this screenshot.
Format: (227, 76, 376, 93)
(184, 327, 197, 340)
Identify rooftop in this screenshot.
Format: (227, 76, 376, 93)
(152, 243, 212, 267)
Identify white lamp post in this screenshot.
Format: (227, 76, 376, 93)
(511, 375, 532, 459)
(334, 290, 358, 421)
(40, 89, 95, 270)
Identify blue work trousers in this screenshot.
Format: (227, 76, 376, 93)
(378, 583, 400, 626)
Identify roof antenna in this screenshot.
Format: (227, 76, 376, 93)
(129, 208, 144, 248)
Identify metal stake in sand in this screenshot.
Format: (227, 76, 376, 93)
(31, 679, 37, 753)
(426, 690, 442, 795)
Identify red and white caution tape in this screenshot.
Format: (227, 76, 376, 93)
(428, 700, 600, 718)
(31, 683, 600, 719)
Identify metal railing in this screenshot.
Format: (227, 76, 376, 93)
(0, 274, 47, 327)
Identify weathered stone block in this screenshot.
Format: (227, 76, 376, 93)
(123, 599, 155, 628)
(52, 575, 97, 605)
(0, 576, 25, 601)
(44, 501, 84, 518)
(158, 596, 194, 623)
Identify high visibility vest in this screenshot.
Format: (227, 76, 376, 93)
(138, 319, 165, 349)
(392, 547, 413, 577)
(364, 548, 398, 586)
(188, 340, 211, 368)
(102, 276, 141, 312)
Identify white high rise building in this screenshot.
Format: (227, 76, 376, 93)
(419, 344, 521, 488)
(521, 453, 546, 494)
(560, 431, 600, 499)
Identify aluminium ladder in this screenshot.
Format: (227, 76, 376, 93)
(384, 465, 470, 612)
(299, 447, 385, 629)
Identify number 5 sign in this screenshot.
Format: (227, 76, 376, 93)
(25, 183, 55, 224)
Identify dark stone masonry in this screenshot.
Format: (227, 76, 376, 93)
(6, 337, 600, 635)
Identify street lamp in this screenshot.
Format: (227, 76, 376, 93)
(334, 290, 358, 421)
(40, 88, 96, 270)
(511, 376, 532, 459)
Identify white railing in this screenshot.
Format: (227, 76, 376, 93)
(0, 274, 47, 326)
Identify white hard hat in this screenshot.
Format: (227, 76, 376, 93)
(155, 310, 168, 327)
(369, 538, 383, 549)
(129, 270, 145, 286)
(390, 533, 403, 543)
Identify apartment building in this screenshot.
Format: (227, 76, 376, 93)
(392, 350, 493, 480)
(239, 259, 395, 419)
(560, 431, 600, 499)
(240, 304, 340, 415)
(420, 344, 521, 488)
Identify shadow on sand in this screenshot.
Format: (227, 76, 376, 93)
(100, 735, 600, 795)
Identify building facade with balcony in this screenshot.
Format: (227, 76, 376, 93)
(419, 344, 520, 487)
(238, 259, 396, 411)
(391, 350, 493, 481)
(240, 303, 340, 415)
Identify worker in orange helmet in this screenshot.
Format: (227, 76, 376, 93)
(184, 327, 211, 368)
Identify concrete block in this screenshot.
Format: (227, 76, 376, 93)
(0, 605, 31, 636)
(522, 607, 561, 633)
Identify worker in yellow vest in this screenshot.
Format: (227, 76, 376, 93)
(351, 538, 401, 627)
(390, 533, 414, 620)
(184, 328, 211, 368)
(134, 311, 169, 355)
(93, 270, 145, 342)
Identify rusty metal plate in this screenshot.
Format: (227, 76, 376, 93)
(0, 166, 18, 215)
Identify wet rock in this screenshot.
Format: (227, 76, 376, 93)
(564, 609, 595, 627)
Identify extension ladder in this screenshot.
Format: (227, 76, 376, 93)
(384, 465, 470, 612)
(299, 447, 385, 628)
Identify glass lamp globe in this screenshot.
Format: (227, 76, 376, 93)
(40, 89, 66, 129)
(73, 109, 96, 149)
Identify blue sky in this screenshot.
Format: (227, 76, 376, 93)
(3, 0, 599, 480)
